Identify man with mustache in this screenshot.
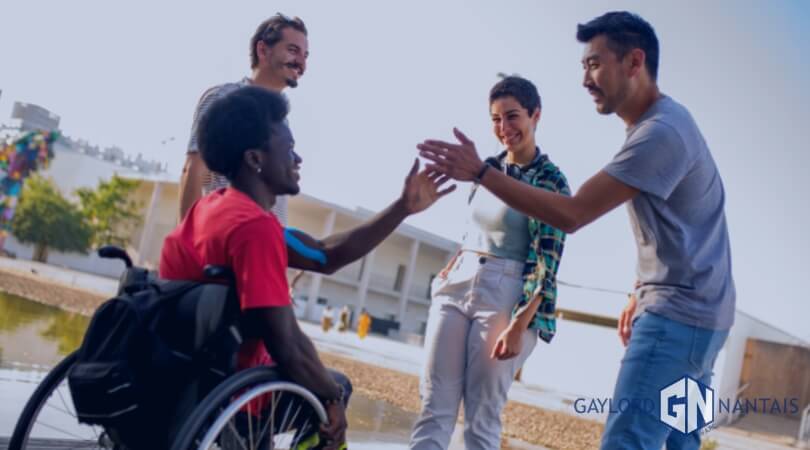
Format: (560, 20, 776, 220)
(180, 13, 308, 223)
(417, 11, 734, 449)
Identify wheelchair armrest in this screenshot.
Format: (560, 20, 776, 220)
(117, 266, 154, 295)
(203, 265, 235, 283)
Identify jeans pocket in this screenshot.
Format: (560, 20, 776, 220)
(623, 312, 667, 364)
(689, 328, 728, 374)
(688, 328, 703, 372)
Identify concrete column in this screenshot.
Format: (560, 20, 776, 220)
(305, 210, 336, 321)
(354, 250, 376, 327)
(137, 181, 162, 266)
(397, 239, 420, 332)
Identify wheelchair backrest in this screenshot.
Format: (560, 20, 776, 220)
(68, 275, 241, 449)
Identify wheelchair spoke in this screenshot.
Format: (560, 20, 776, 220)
(246, 403, 254, 449)
(55, 387, 77, 419)
(51, 382, 103, 445)
(45, 400, 75, 417)
(224, 419, 249, 450)
(287, 402, 305, 432)
(254, 392, 280, 448)
(182, 373, 329, 450)
(277, 395, 295, 433)
(290, 421, 309, 449)
(34, 420, 94, 441)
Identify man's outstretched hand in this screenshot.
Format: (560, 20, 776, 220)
(400, 158, 456, 214)
(417, 128, 485, 182)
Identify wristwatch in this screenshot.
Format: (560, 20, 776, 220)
(474, 163, 490, 183)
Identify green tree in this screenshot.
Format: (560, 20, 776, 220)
(76, 175, 143, 248)
(10, 175, 92, 262)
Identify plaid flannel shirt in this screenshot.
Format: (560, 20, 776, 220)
(510, 154, 570, 343)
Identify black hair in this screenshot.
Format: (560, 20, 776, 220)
(489, 76, 542, 114)
(250, 14, 308, 69)
(197, 86, 289, 181)
(576, 11, 660, 81)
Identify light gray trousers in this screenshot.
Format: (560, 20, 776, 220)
(410, 252, 538, 450)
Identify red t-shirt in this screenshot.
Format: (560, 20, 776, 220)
(159, 188, 289, 370)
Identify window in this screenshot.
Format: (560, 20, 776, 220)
(357, 257, 366, 281)
(427, 274, 436, 297)
(393, 264, 406, 291)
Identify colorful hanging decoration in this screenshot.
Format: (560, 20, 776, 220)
(0, 129, 59, 237)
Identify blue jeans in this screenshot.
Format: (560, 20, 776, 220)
(600, 312, 728, 450)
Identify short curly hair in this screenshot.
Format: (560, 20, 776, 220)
(197, 86, 289, 181)
(489, 76, 542, 115)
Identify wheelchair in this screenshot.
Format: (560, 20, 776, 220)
(8, 246, 328, 450)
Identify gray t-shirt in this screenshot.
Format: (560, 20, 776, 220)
(462, 172, 531, 262)
(604, 95, 735, 330)
(187, 78, 288, 226)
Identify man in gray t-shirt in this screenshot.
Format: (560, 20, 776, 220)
(604, 94, 735, 331)
(417, 11, 733, 449)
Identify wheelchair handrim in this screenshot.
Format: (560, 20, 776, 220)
(198, 381, 328, 449)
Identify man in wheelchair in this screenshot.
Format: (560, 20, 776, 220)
(159, 86, 453, 449)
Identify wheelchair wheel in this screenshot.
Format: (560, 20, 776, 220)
(8, 351, 113, 450)
(172, 366, 328, 450)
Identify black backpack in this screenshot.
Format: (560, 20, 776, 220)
(68, 278, 241, 449)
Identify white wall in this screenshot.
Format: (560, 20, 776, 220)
(3, 235, 126, 279)
(411, 246, 451, 301)
(367, 238, 411, 292)
(287, 206, 329, 235)
(403, 302, 430, 335)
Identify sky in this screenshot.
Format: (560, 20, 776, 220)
(1, 0, 808, 342)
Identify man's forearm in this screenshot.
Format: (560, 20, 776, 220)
(179, 153, 204, 220)
(480, 169, 581, 232)
(480, 169, 638, 234)
(279, 335, 341, 400)
(320, 197, 409, 273)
